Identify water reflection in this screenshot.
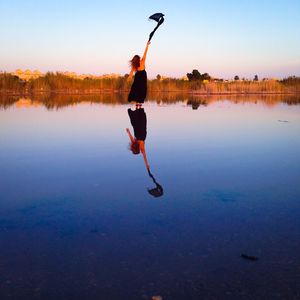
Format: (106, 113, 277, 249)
(126, 106, 164, 197)
(1, 93, 300, 110)
(187, 98, 208, 110)
(147, 169, 164, 197)
(1, 94, 300, 299)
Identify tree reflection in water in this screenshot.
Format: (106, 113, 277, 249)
(1, 93, 300, 111)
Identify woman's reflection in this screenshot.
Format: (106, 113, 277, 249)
(126, 106, 163, 197)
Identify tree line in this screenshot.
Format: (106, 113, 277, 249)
(1, 71, 300, 94)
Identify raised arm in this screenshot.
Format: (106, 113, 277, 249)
(141, 41, 151, 66)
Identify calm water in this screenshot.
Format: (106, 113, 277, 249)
(0, 95, 300, 300)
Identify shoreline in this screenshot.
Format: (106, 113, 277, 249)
(1, 90, 300, 96)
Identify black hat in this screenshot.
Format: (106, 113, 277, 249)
(149, 13, 164, 22)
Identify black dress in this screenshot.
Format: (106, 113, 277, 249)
(128, 70, 147, 103)
(128, 108, 147, 141)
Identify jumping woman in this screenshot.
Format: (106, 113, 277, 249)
(128, 41, 151, 106)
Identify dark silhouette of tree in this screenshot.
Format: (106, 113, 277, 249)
(187, 72, 193, 81)
(234, 75, 240, 81)
(254, 75, 259, 81)
(202, 73, 211, 81)
(187, 69, 201, 81)
(192, 69, 202, 80)
(156, 74, 161, 81)
(186, 70, 210, 82)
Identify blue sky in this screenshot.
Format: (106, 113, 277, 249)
(0, 0, 299, 78)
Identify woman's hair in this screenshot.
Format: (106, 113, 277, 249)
(128, 140, 140, 155)
(130, 55, 140, 71)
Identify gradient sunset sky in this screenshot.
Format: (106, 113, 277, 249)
(1, 0, 299, 79)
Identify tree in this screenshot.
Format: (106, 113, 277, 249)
(156, 74, 161, 81)
(202, 73, 211, 81)
(192, 69, 202, 80)
(234, 75, 240, 81)
(254, 75, 259, 81)
(186, 69, 211, 82)
(187, 72, 193, 81)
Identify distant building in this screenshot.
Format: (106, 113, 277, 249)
(9, 70, 124, 81)
(12, 69, 44, 81)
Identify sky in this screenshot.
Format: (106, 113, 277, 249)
(0, 0, 299, 79)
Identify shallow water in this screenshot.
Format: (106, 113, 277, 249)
(1, 95, 300, 299)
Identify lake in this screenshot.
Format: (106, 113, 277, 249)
(0, 94, 300, 300)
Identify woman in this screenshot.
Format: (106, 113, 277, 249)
(128, 41, 151, 106)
